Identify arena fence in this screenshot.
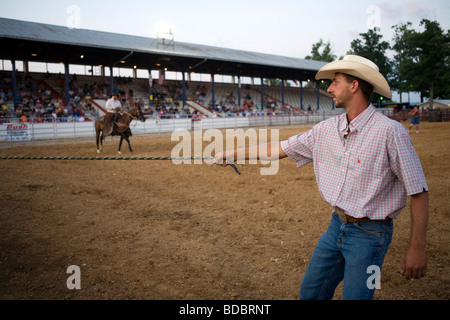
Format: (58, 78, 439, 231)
(0, 111, 343, 146)
(1, 108, 448, 146)
(378, 108, 450, 122)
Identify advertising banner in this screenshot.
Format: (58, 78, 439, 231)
(5, 123, 31, 141)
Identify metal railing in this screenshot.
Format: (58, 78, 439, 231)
(378, 109, 450, 122)
(1, 108, 448, 146)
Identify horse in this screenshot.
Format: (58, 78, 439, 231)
(95, 104, 146, 154)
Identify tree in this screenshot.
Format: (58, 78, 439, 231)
(347, 28, 393, 103)
(392, 19, 450, 107)
(305, 39, 337, 90)
(305, 39, 337, 62)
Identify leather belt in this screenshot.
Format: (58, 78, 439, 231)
(334, 207, 389, 224)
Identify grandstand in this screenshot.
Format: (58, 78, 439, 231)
(1, 68, 344, 143)
(0, 17, 335, 120)
(49, 74, 330, 120)
(1, 70, 336, 123)
(0, 17, 346, 146)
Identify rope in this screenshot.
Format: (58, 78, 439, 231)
(0, 156, 241, 174)
(0, 156, 210, 161)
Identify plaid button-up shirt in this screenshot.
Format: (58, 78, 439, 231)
(281, 105, 428, 219)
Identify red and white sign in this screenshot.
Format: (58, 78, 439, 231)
(5, 123, 30, 141)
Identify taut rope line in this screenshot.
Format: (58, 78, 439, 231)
(0, 156, 204, 161)
(0, 156, 241, 174)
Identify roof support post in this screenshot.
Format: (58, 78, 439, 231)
(237, 76, 241, 107)
(260, 77, 264, 110)
(109, 66, 114, 95)
(148, 71, 153, 108)
(316, 81, 320, 111)
(281, 79, 285, 106)
(64, 63, 70, 106)
(211, 73, 215, 108)
(300, 81, 303, 110)
(11, 60, 17, 110)
(182, 71, 186, 108)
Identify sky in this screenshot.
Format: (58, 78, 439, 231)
(1, 0, 449, 102)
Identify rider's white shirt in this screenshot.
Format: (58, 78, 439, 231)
(105, 98, 121, 113)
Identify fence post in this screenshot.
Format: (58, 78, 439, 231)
(52, 118, 58, 142)
(31, 119, 35, 141)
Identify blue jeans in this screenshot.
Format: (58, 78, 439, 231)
(299, 212, 393, 300)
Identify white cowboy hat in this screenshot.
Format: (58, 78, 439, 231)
(315, 55, 391, 99)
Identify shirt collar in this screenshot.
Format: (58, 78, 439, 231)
(338, 113, 349, 134)
(351, 104, 375, 132)
(339, 104, 375, 134)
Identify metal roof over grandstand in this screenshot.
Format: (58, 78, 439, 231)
(0, 17, 326, 80)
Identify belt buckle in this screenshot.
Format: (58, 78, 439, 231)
(334, 207, 347, 224)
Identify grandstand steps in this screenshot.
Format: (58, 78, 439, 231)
(254, 86, 334, 112)
(251, 87, 294, 108)
(37, 78, 91, 121)
(90, 99, 107, 116)
(36, 79, 65, 104)
(186, 100, 217, 117)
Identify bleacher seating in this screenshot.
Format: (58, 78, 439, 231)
(1, 71, 336, 122)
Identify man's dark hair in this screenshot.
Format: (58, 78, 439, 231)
(342, 74, 374, 101)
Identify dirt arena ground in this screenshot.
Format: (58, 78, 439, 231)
(0, 121, 449, 300)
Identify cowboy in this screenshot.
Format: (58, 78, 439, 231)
(103, 92, 122, 137)
(214, 55, 429, 300)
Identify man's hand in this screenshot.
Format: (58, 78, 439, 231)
(401, 247, 427, 280)
(213, 151, 234, 167)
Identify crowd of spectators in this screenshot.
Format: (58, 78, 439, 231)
(143, 80, 195, 119)
(1, 71, 321, 124)
(0, 72, 97, 123)
(141, 81, 301, 119)
(202, 88, 312, 118)
(0, 72, 148, 123)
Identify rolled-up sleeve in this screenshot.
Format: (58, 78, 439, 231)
(389, 131, 429, 196)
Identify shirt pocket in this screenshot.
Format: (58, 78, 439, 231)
(346, 154, 366, 201)
(348, 152, 391, 197)
(348, 154, 363, 179)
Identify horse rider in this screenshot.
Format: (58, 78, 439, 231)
(103, 92, 122, 136)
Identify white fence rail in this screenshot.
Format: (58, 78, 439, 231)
(0, 111, 343, 145)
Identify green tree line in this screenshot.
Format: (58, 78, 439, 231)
(305, 19, 449, 108)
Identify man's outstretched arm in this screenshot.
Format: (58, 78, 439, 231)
(213, 141, 287, 166)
